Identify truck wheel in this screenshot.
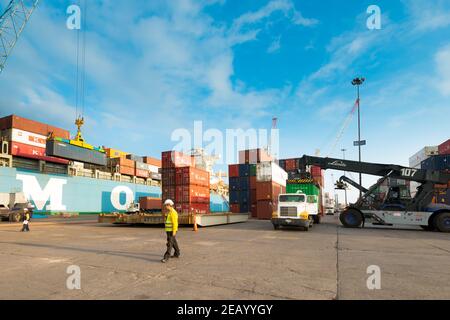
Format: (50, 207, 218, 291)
(339, 208, 363, 228)
(435, 212, 450, 233)
(312, 215, 321, 224)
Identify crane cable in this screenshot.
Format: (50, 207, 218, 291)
(74, 0, 87, 120)
(80, 0, 87, 118)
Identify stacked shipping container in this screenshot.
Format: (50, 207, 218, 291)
(255, 162, 287, 220)
(409, 138, 450, 205)
(108, 157, 135, 176)
(278, 158, 325, 215)
(161, 151, 210, 214)
(228, 163, 254, 215)
(0, 115, 70, 166)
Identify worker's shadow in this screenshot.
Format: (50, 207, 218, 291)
(0, 241, 164, 263)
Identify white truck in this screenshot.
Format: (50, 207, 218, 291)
(0, 192, 34, 222)
(272, 192, 319, 231)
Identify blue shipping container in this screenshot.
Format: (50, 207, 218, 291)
(230, 190, 239, 204)
(239, 176, 250, 190)
(239, 190, 250, 204)
(421, 155, 450, 171)
(229, 177, 240, 191)
(240, 202, 249, 213)
(239, 164, 250, 177)
(46, 140, 107, 166)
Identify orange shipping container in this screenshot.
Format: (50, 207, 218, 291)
(256, 181, 285, 201)
(139, 197, 162, 211)
(162, 151, 193, 168)
(175, 185, 210, 203)
(119, 166, 135, 176)
(143, 156, 162, 167)
(175, 166, 210, 187)
(135, 168, 150, 178)
(175, 203, 209, 214)
(256, 200, 277, 220)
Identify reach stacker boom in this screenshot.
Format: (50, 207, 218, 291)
(297, 155, 450, 232)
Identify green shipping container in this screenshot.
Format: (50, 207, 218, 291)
(249, 164, 257, 176)
(286, 183, 320, 196)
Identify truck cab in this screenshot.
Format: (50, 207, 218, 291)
(272, 192, 319, 231)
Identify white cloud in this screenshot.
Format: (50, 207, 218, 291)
(435, 44, 450, 96)
(267, 36, 281, 53)
(403, 0, 450, 31)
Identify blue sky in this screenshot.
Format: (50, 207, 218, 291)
(1, 0, 450, 202)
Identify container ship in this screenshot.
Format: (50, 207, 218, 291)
(0, 115, 229, 216)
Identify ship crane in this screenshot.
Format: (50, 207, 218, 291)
(0, 0, 39, 74)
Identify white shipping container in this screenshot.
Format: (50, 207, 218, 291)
(409, 146, 439, 168)
(7, 128, 47, 148)
(148, 164, 159, 173)
(256, 161, 287, 186)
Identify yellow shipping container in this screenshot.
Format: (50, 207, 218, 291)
(104, 148, 129, 158)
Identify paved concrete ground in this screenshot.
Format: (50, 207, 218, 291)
(0, 215, 449, 300)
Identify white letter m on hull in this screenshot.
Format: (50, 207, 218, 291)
(16, 174, 67, 211)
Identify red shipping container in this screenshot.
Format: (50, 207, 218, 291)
(311, 165, 322, 177)
(162, 186, 176, 202)
(162, 151, 193, 168)
(0, 115, 70, 139)
(256, 181, 285, 201)
(228, 164, 239, 177)
(175, 203, 209, 214)
(139, 197, 162, 211)
(175, 185, 210, 203)
(175, 166, 210, 187)
(250, 189, 257, 204)
(135, 168, 150, 178)
(439, 139, 450, 155)
(256, 200, 277, 220)
(230, 204, 240, 213)
(250, 203, 257, 218)
(285, 159, 298, 171)
(249, 176, 257, 189)
(48, 125, 71, 139)
(161, 168, 176, 186)
(10, 141, 69, 164)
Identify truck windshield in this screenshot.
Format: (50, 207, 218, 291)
(279, 195, 305, 203)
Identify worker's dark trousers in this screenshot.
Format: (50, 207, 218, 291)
(164, 231, 180, 260)
(21, 223, 30, 232)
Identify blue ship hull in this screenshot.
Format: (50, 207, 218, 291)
(0, 167, 229, 215)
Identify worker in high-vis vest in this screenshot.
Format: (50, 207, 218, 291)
(161, 199, 180, 263)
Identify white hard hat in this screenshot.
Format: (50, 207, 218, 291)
(164, 199, 174, 206)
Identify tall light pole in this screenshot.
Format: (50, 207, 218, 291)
(341, 148, 348, 206)
(351, 77, 365, 198)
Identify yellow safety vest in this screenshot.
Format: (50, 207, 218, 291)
(165, 208, 178, 233)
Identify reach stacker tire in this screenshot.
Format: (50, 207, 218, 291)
(435, 212, 450, 233)
(339, 208, 363, 228)
(420, 225, 434, 231)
